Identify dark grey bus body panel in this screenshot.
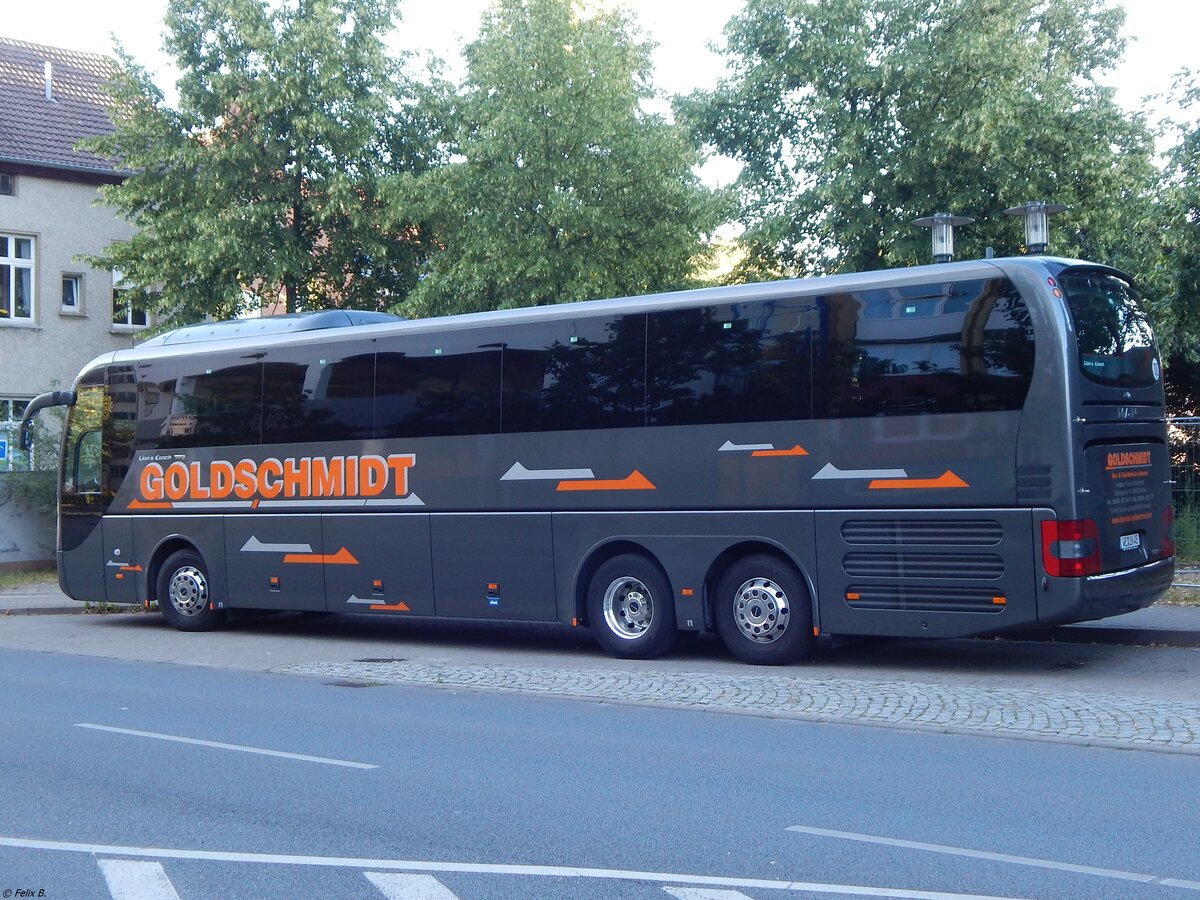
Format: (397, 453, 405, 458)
(51, 256, 1172, 645)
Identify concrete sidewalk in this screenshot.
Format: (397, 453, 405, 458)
(3, 578, 1199, 648)
(0, 580, 140, 615)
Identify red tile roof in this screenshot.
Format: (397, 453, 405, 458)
(0, 36, 122, 174)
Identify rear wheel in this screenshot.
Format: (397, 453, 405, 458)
(157, 550, 226, 631)
(587, 554, 678, 659)
(714, 555, 813, 665)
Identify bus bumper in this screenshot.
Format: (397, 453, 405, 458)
(1039, 556, 1174, 626)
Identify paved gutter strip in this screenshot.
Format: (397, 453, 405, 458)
(277, 661, 1200, 754)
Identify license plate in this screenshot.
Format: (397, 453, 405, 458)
(1120, 533, 1141, 551)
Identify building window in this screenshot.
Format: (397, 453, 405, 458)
(0, 173, 14, 196)
(61, 273, 83, 314)
(1, 398, 33, 471)
(0, 233, 35, 322)
(112, 269, 147, 330)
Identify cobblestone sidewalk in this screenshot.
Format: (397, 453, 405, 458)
(278, 661, 1200, 755)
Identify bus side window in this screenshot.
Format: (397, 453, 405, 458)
(813, 278, 1034, 417)
(499, 315, 646, 433)
(158, 360, 262, 448)
(376, 338, 501, 439)
(646, 299, 815, 426)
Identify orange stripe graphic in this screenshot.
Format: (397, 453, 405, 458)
(282, 547, 359, 565)
(128, 499, 173, 510)
(557, 470, 656, 492)
(369, 602, 411, 611)
(868, 470, 968, 490)
(751, 444, 808, 457)
(119, 565, 143, 572)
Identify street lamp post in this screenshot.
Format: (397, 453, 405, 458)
(911, 213, 974, 263)
(1004, 201, 1068, 255)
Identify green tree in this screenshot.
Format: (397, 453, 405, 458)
(1158, 72, 1200, 357)
(396, 0, 723, 317)
(84, 0, 445, 323)
(679, 0, 1158, 280)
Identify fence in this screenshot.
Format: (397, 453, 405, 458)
(1170, 417, 1200, 566)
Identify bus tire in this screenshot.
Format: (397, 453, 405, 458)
(587, 554, 678, 659)
(714, 555, 813, 665)
(157, 550, 226, 632)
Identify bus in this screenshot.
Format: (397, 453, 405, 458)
(20, 256, 1174, 665)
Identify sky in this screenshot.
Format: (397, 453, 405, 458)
(4, 0, 1195, 136)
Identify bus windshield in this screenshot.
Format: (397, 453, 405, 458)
(1060, 270, 1158, 389)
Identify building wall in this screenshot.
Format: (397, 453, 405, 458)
(1, 171, 139, 401)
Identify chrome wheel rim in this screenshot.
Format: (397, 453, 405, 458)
(168, 565, 209, 617)
(602, 576, 654, 640)
(732, 576, 790, 643)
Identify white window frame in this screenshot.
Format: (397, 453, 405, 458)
(0, 397, 34, 471)
(0, 232, 36, 325)
(0, 173, 14, 196)
(111, 268, 148, 331)
(61, 272, 84, 315)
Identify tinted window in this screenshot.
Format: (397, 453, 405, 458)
(105, 364, 138, 496)
(1061, 270, 1158, 388)
(261, 350, 375, 444)
(500, 315, 646, 432)
(647, 299, 815, 426)
(376, 335, 501, 438)
(139, 358, 262, 449)
(814, 277, 1034, 417)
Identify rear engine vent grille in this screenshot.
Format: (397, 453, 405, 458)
(844, 586, 1007, 613)
(1017, 466, 1053, 504)
(843, 553, 1004, 580)
(841, 519, 1002, 546)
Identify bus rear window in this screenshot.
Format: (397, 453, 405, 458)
(1060, 270, 1158, 388)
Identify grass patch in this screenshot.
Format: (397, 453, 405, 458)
(1157, 585, 1200, 607)
(0, 565, 56, 592)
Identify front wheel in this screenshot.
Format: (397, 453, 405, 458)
(587, 554, 678, 659)
(714, 555, 813, 665)
(157, 550, 226, 631)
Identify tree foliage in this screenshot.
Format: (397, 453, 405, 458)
(679, 0, 1158, 282)
(1157, 72, 1200, 356)
(84, 0, 445, 323)
(395, 0, 723, 317)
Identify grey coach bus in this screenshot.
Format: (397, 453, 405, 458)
(21, 256, 1174, 664)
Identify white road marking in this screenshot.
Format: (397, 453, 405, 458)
(811, 463, 908, 480)
(500, 461, 594, 481)
(0, 834, 1029, 899)
(366, 872, 461, 899)
(663, 888, 755, 899)
(787, 825, 1200, 890)
(75, 724, 378, 770)
(98, 859, 182, 900)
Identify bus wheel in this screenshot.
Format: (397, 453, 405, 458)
(157, 550, 226, 631)
(587, 554, 678, 659)
(714, 555, 813, 665)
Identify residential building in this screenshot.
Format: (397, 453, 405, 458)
(1, 36, 142, 563)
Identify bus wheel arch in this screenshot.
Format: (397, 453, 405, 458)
(153, 542, 226, 632)
(579, 544, 678, 660)
(707, 546, 815, 665)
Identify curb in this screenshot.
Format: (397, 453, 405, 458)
(1027, 624, 1200, 649)
(1, 604, 142, 617)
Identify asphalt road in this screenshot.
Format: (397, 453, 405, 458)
(1, 614, 1199, 899)
(1, 648, 1199, 900)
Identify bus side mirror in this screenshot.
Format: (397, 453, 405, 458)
(19, 389, 76, 451)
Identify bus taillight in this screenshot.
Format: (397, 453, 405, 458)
(1041, 519, 1101, 577)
